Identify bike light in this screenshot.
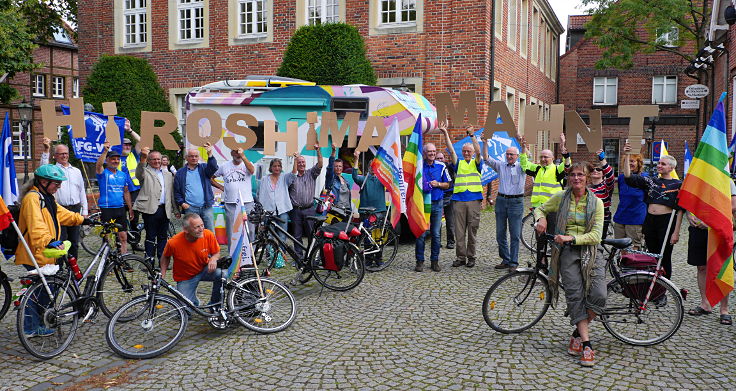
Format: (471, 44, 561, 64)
(13, 300, 20, 307)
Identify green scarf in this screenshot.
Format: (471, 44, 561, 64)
(548, 187, 599, 305)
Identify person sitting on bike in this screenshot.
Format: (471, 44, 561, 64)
(160, 213, 222, 308)
(16, 165, 88, 337)
(533, 162, 605, 367)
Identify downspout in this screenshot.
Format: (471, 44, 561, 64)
(487, 1, 496, 204)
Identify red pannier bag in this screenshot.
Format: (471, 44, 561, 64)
(316, 223, 361, 271)
(619, 253, 665, 301)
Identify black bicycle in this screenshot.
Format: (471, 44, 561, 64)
(0, 265, 11, 322)
(106, 258, 296, 359)
(79, 211, 176, 256)
(482, 233, 685, 346)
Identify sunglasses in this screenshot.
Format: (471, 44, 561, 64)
(593, 167, 603, 172)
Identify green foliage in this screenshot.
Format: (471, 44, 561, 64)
(582, 0, 707, 69)
(82, 55, 183, 167)
(277, 23, 376, 85)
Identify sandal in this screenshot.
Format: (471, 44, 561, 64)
(720, 314, 732, 325)
(687, 306, 712, 316)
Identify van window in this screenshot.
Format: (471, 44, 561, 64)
(331, 97, 369, 119)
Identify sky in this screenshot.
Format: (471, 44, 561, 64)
(548, 0, 587, 53)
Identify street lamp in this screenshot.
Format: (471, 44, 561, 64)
(646, 116, 658, 176)
(17, 101, 33, 183)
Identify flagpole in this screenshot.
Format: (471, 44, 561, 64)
(12, 221, 53, 296)
(238, 190, 264, 297)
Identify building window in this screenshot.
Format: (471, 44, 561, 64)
(238, 0, 268, 36)
(520, 0, 528, 56)
(593, 77, 618, 105)
(506, 91, 515, 116)
(656, 27, 679, 47)
(52, 76, 65, 98)
(507, 0, 517, 49)
(652, 76, 677, 104)
(308, 0, 339, 25)
(178, 0, 205, 42)
(531, 7, 538, 64)
(381, 0, 416, 24)
(73, 78, 79, 98)
(124, 0, 148, 46)
(32, 74, 45, 97)
(11, 122, 27, 158)
(494, 0, 502, 38)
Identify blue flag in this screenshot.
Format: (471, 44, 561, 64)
(683, 140, 693, 178)
(0, 113, 18, 204)
(61, 106, 126, 162)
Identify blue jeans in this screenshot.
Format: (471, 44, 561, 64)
(186, 205, 214, 232)
(176, 267, 224, 307)
(415, 200, 444, 263)
(495, 196, 524, 267)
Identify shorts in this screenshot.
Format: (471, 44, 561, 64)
(100, 207, 129, 231)
(686, 226, 708, 266)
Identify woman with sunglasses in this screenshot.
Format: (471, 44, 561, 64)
(587, 149, 615, 239)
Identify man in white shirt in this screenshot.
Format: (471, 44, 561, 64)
(211, 148, 255, 250)
(41, 138, 89, 259)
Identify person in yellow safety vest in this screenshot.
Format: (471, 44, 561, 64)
(441, 123, 484, 269)
(119, 119, 143, 246)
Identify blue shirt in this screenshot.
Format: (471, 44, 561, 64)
(96, 168, 133, 208)
(452, 160, 484, 202)
(423, 160, 450, 202)
(614, 173, 648, 225)
(185, 168, 205, 207)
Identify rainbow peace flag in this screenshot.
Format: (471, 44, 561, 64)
(402, 115, 430, 237)
(678, 92, 734, 306)
(371, 118, 406, 227)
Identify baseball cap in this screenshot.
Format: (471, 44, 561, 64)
(123, 138, 132, 144)
(107, 149, 122, 158)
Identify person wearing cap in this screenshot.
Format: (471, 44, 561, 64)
(40, 138, 88, 259)
(16, 164, 89, 338)
(96, 141, 135, 254)
(121, 120, 143, 242)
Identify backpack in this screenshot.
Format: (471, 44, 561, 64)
(0, 191, 44, 256)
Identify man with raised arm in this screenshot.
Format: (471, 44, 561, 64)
(285, 144, 323, 260)
(414, 142, 451, 272)
(96, 141, 135, 254)
(211, 148, 256, 250)
(173, 143, 218, 232)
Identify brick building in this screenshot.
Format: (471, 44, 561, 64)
(0, 28, 79, 181)
(77, 0, 563, 150)
(559, 15, 697, 176)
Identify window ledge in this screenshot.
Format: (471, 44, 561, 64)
(233, 33, 271, 44)
(32, 93, 45, 98)
(592, 103, 618, 107)
(373, 22, 418, 35)
(178, 38, 205, 45)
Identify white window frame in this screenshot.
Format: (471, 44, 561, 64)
(593, 77, 618, 106)
(494, 0, 503, 39)
(123, 0, 148, 47)
(520, 0, 528, 57)
(380, 0, 417, 26)
(178, 0, 205, 42)
(307, 0, 339, 25)
(507, 0, 517, 49)
(52, 76, 65, 98)
(652, 75, 677, 104)
(32, 74, 45, 97)
(656, 27, 679, 47)
(12, 122, 28, 159)
(238, 0, 268, 37)
(73, 78, 79, 98)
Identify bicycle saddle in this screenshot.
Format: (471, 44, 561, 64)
(602, 238, 632, 249)
(358, 207, 376, 214)
(306, 215, 327, 222)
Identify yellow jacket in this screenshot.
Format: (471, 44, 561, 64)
(15, 187, 84, 267)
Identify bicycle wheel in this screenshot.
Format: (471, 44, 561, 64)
(482, 270, 551, 333)
(0, 274, 11, 321)
(97, 254, 153, 319)
(16, 276, 79, 360)
(602, 273, 684, 346)
(80, 212, 103, 256)
(520, 213, 537, 252)
(309, 242, 365, 291)
(228, 277, 297, 333)
(106, 294, 188, 359)
(364, 223, 399, 272)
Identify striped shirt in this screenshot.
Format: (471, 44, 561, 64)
(287, 164, 322, 208)
(484, 157, 526, 196)
(588, 163, 615, 220)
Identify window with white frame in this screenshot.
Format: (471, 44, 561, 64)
(593, 77, 618, 105)
(656, 27, 679, 47)
(308, 0, 339, 25)
(520, 0, 528, 56)
(32, 74, 45, 97)
(238, 0, 268, 36)
(507, 0, 517, 48)
(124, 0, 148, 46)
(380, 0, 416, 24)
(73, 78, 79, 98)
(494, 0, 502, 38)
(178, 0, 205, 42)
(652, 76, 677, 104)
(52, 76, 65, 98)
(11, 121, 27, 158)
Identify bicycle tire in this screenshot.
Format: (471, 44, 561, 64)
(309, 242, 365, 291)
(16, 276, 79, 360)
(106, 294, 188, 359)
(364, 223, 399, 272)
(521, 213, 537, 252)
(0, 274, 11, 321)
(228, 277, 297, 333)
(602, 273, 684, 346)
(97, 254, 153, 319)
(80, 212, 103, 256)
(482, 270, 551, 333)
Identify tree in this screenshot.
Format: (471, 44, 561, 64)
(277, 23, 376, 85)
(82, 55, 183, 167)
(582, 0, 708, 70)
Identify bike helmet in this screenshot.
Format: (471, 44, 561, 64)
(34, 164, 67, 181)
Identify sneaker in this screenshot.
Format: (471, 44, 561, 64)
(446, 243, 455, 249)
(414, 262, 424, 272)
(35, 327, 56, 337)
(452, 260, 466, 267)
(580, 346, 595, 367)
(465, 259, 476, 268)
(494, 263, 510, 270)
(568, 336, 583, 356)
(23, 330, 37, 338)
(374, 260, 384, 268)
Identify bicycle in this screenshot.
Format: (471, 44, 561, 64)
(15, 221, 154, 359)
(482, 233, 685, 346)
(105, 257, 296, 359)
(521, 209, 614, 254)
(0, 265, 11, 322)
(80, 211, 176, 257)
(250, 203, 365, 291)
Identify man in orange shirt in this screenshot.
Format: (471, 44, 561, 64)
(160, 213, 222, 307)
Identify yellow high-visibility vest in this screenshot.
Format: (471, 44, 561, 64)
(453, 159, 483, 194)
(118, 152, 140, 186)
(531, 165, 562, 206)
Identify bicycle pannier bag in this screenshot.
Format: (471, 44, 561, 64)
(620, 253, 657, 271)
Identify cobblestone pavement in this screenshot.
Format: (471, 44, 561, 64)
(1, 209, 735, 390)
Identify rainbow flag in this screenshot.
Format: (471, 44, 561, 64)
(402, 115, 430, 237)
(371, 118, 406, 227)
(659, 140, 679, 180)
(678, 92, 734, 306)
